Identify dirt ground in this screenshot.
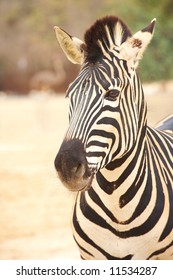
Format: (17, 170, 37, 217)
(0, 83, 173, 260)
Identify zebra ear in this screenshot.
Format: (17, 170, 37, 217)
(54, 26, 85, 64)
(120, 19, 156, 68)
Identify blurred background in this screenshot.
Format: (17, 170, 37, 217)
(0, 0, 173, 93)
(0, 0, 173, 259)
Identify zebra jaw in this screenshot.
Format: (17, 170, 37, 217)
(54, 139, 96, 192)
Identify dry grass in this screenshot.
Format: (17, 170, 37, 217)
(0, 85, 172, 259)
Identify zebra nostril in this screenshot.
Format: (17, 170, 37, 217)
(73, 163, 86, 178)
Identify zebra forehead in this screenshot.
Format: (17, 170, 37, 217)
(68, 62, 116, 95)
(84, 16, 132, 63)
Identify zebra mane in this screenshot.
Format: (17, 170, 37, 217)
(84, 16, 132, 63)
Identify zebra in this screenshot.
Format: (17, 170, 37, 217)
(54, 16, 173, 260)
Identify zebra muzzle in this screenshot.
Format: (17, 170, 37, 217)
(54, 139, 94, 192)
(72, 163, 86, 178)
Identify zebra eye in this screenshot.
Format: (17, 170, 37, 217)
(105, 89, 120, 101)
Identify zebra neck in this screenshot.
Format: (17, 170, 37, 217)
(91, 127, 147, 224)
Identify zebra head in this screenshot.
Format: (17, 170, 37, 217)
(54, 16, 156, 192)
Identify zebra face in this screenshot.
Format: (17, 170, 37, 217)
(54, 16, 155, 191)
(55, 57, 139, 191)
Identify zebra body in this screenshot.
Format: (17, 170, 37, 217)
(54, 16, 173, 259)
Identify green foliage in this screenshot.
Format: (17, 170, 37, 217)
(102, 0, 173, 81)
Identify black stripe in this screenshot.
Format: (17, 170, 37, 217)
(87, 140, 109, 149)
(159, 171, 173, 242)
(96, 170, 116, 194)
(87, 151, 105, 158)
(88, 129, 115, 144)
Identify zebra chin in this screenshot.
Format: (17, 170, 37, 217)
(58, 173, 95, 192)
(54, 139, 96, 192)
